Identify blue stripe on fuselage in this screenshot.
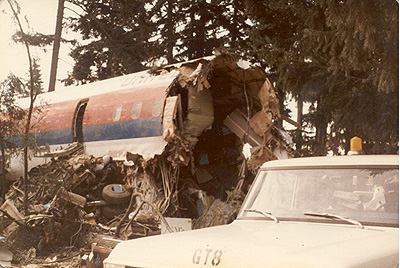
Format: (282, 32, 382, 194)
(35, 128, 71, 145)
(35, 118, 163, 145)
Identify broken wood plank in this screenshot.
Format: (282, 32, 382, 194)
(59, 187, 87, 208)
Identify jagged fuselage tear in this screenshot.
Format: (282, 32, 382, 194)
(8, 70, 179, 176)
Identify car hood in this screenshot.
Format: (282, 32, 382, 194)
(104, 220, 398, 268)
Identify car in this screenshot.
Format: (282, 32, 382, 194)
(103, 153, 398, 268)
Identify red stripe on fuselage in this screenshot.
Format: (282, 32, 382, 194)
(36, 100, 79, 132)
(83, 84, 166, 126)
(35, 84, 166, 132)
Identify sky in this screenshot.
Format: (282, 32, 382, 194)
(0, 0, 77, 91)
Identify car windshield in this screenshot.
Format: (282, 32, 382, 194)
(240, 168, 399, 226)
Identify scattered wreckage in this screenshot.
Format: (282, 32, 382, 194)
(104, 153, 399, 268)
(0, 54, 291, 267)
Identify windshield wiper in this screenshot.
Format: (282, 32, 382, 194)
(244, 209, 279, 223)
(304, 212, 364, 229)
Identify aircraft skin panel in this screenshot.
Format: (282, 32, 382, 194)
(35, 128, 72, 145)
(35, 85, 166, 131)
(16, 70, 178, 109)
(34, 117, 163, 145)
(84, 136, 167, 160)
(82, 96, 162, 126)
(33, 99, 79, 132)
(8, 135, 167, 177)
(31, 82, 166, 146)
(82, 117, 163, 142)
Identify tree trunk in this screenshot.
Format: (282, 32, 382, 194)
(314, 95, 328, 156)
(297, 94, 303, 125)
(166, 0, 174, 64)
(0, 137, 6, 202)
(315, 120, 327, 156)
(231, 0, 237, 43)
(8, 0, 37, 215)
(48, 0, 65, 92)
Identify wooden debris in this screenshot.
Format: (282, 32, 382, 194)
(58, 187, 87, 208)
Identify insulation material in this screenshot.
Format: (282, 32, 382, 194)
(249, 110, 274, 137)
(177, 62, 211, 92)
(249, 145, 277, 168)
(193, 62, 212, 92)
(162, 96, 179, 140)
(177, 66, 197, 88)
(258, 79, 280, 117)
(223, 109, 263, 147)
(183, 86, 214, 141)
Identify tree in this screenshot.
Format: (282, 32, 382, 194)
(64, 0, 252, 81)
(152, 0, 180, 64)
(0, 76, 26, 201)
(65, 0, 158, 84)
(176, 0, 223, 59)
(245, 0, 398, 155)
(7, 0, 44, 214)
(156, 0, 250, 61)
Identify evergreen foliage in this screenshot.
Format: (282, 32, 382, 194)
(65, 0, 158, 84)
(65, 0, 250, 81)
(245, 0, 398, 155)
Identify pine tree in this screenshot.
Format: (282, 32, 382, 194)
(153, 0, 180, 64)
(66, 0, 252, 74)
(66, 0, 158, 84)
(245, 0, 398, 155)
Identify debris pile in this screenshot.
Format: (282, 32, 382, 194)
(3, 154, 100, 267)
(0, 151, 248, 267)
(0, 54, 291, 267)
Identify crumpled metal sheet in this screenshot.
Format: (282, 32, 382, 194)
(85, 136, 167, 161)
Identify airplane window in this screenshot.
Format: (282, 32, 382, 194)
(152, 98, 164, 117)
(131, 101, 142, 119)
(113, 104, 123, 121)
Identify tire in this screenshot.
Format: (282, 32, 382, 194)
(102, 184, 131, 205)
(101, 205, 127, 220)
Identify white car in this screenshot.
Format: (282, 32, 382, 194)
(104, 154, 399, 268)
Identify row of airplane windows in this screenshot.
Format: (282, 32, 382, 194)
(112, 98, 164, 122)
